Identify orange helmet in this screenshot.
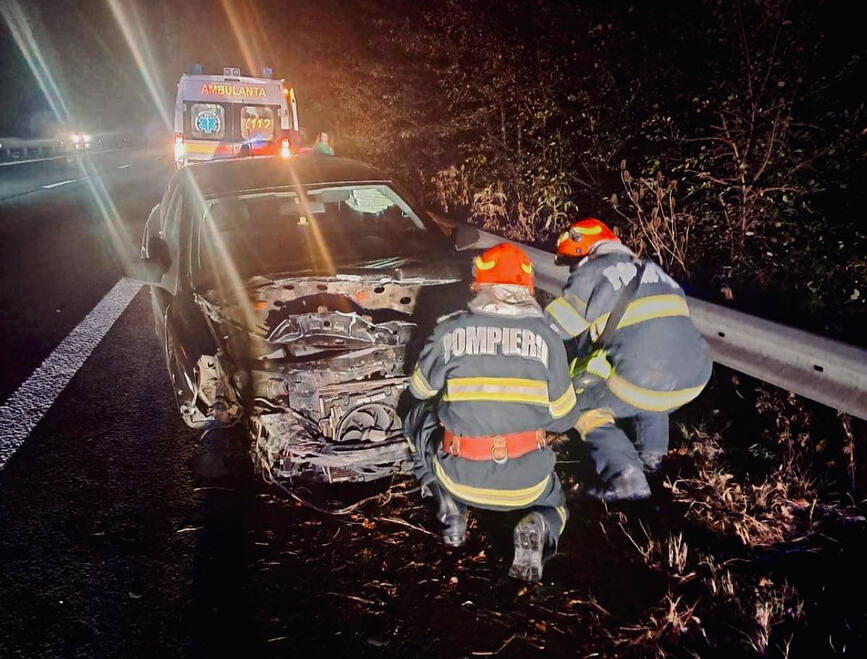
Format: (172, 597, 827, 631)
(473, 242, 534, 292)
(556, 218, 619, 258)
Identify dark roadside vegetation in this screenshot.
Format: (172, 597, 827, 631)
(219, 1, 864, 656)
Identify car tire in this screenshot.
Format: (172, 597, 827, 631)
(164, 312, 211, 430)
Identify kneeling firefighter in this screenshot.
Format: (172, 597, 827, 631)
(546, 218, 712, 501)
(404, 242, 579, 582)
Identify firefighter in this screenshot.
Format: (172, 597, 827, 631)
(546, 218, 712, 501)
(404, 242, 579, 582)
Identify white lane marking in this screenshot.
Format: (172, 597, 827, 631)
(41, 179, 76, 189)
(0, 278, 142, 471)
(117, 163, 133, 169)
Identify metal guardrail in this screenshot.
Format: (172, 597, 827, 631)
(0, 133, 141, 164)
(433, 215, 867, 420)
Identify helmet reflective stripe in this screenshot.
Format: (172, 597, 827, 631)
(521, 262, 533, 274)
(474, 255, 497, 271)
(556, 231, 570, 246)
(572, 224, 603, 236)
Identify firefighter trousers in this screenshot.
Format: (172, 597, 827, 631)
(578, 406, 669, 498)
(416, 430, 568, 551)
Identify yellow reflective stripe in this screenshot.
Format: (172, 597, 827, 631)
(443, 377, 549, 406)
(545, 297, 589, 338)
(555, 505, 568, 531)
(607, 371, 705, 412)
(410, 366, 438, 399)
(565, 293, 588, 314)
(575, 408, 615, 436)
(474, 255, 497, 270)
(434, 459, 550, 507)
(589, 295, 689, 341)
(549, 385, 577, 418)
(573, 224, 602, 236)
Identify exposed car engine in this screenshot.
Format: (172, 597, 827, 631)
(192, 266, 462, 483)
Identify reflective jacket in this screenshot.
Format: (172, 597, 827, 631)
(409, 288, 579, 436)
(545, 243, 711, 413)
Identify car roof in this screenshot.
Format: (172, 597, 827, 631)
(182, 156, 391, 197)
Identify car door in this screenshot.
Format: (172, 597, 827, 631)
(161, 176, 218, 427)
(147, 176, 183, 348)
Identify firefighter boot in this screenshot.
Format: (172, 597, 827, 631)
(585, 463, 652, 503)
(431, 483, 468, 547)
(634, 413, 670, 474)
(509, 512, 550, 582)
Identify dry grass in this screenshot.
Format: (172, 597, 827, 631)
(663, 418, 817, 547)
(614, 516, 695, 583)
(614, 592, 705, 656)
(746, 580, 804, 656)
(665, 469, 803, 546)
(590, 379, 863, 656)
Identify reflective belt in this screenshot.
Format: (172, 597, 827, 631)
(442, 428, 547, 462)
(433, 458, 550, 507)
(443, 377, 549, 406)
(589, 294, 690, 342)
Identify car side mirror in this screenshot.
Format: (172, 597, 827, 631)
(125, 257, 167, 285)
(453, 224, 481, 251)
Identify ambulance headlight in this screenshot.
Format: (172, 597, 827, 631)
(71, 133, 81, 144)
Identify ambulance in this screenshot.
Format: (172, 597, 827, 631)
(173, 66, 299, 167)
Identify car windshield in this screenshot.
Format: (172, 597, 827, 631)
(193, 184, 444, 287)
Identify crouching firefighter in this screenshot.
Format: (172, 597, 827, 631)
(404, 242, 579, 582)
(546, 218, 712, 502)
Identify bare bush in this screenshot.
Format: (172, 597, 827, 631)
(431, 165, 471, 215)
(612, 162, 694, 277)
(469, 184, 510, 235)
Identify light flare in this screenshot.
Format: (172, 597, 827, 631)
(106, 0, 172, 128)
(285, 165, 335, 275)
(186, 175, 260, 332)
(74, 157, 139, 277)
(219, 0, 260, 78)
(0, 1, 71, 124)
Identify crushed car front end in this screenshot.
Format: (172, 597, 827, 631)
(196, 268, 461, 483)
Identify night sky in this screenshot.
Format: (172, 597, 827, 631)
(0, 0, 281, 136)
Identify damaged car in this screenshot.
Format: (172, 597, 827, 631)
(129, 156, 468, 484)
